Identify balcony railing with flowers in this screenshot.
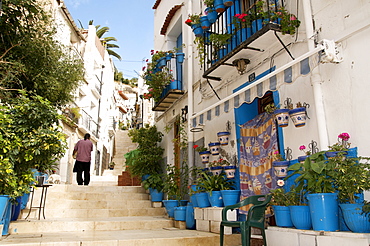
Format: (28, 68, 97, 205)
(142, 50, 185, 111)
(187, 0, 300, 80)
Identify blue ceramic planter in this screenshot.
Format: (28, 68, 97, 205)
(176, 53, 185, 63)
(149, 189, 164, 202)
(195, 192, 211, 208)
(214, 0, 225, 13)
(273, 161, 289, 178)
(223, 0, 234, 7)
(192, 24, 203, 37)
(274, 108, 290, 127)
(208, 142, 221, 155)
(206, 7, 218, 23)
(200, 16, 211, 30)
(163, 200, 179, 218)
(174, 206, 187, 221)
(186, 203, 196, 229)
(289, 107, 307, 127)
(340, 203, 370, 233)
(157, 57, 167, 69)
(221, 190, 240, 206)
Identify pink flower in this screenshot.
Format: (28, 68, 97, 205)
(290, 15, 297, 21)
(148, 88, 153, 92)
(274, 151, 279, 155)
(338, 133, 350, 141)
(276, 12, 282, 16)
(299, 145, 306, 151)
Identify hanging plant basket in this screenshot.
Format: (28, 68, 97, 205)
(289, 107, 307, 127)
(274, 109, 290, 127)
(208, 142, 221, 155)
(217, 131, 230, 145)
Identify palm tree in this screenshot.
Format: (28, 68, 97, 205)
(88, 20, 122, 61)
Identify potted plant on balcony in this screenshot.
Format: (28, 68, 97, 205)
(204, 0, 217, 23)
(232, 12, 252, 43)
(272, 7, 301, 35)
(270, 184, 294, 227)
(185, 14, 203, 37)
(142, 66, 174, 102)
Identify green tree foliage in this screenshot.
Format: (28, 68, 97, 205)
(0, 0, 84, 106)
(0, 91, 67, 198)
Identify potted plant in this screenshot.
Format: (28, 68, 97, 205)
(197, 171, 233, 207)
(142, 173, 165, 202)
(298, 145, 311, 163)
(270, 182, 294, 227)
(272, 150, 289, 178)
(141, 66, 174, 102)
(287, 151, 339, 231)
(217, 131, 230, 145)
(264, 103, 290, 127)
(209, 33, 232, 60)
(185, 14, 203, 37)
(272, 7, 301, 35)
(127, 125, 164, 178)
(287, 184, 312, 230)
(108, 161, 115, 170)
(204, 0, 217, 23)
(335, 153, 370, 233)
(193, 144, 211, 163)
(288, 102, 307, 127)
(325, 132, 351, 158)
(232, 12, 252, 43)
(208, 141, 221, 155)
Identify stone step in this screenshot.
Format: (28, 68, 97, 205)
(45, 184, 145, 194)
(20, 207, 166, 219)
(1, 228, 242, 246)
(8, 216, 173, 234)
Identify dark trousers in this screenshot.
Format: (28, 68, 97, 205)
(73, 161, 91, 185)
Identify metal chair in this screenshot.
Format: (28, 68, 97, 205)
(220, 194, 272, 246)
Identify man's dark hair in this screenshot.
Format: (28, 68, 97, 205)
(84, 133, 91, 140)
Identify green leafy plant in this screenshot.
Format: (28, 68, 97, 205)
(185, 13, 202, 26)
(163, 164, 191, 200)
(209, 33, 232, 50)
(127, 125, 164, 178)
(264, 103, 278, 114)
(272, 7, 301, 35)
(142, 66, 174, 101)
(287, 151, 337, 194)
(142, 173, 165, 192)
(196, 171, 234, 195)
(270, 188, 296, 206)
(193, 145, 209, 152)
(334, 156, 370, 204)
(204, 0, 214, 8)
(194, 36, 206, 66)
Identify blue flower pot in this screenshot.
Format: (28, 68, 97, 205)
(290, 205, 312, 229)
(214, 0, 225, 13)
(149, 189, 164, 202)
(195, 192, 211, 208)
(176, 53, 185, 63)
(199, 151, 211, 163)
(163, 200, 179, 218)
(307, 193, 339, 231)
(223, 0, 234, 7)
(157, 57, 167, 69)
(221, 190, 240, 206)
(340, 203, 370, 233)
(174, 206, 187, 221)
(208, 142, 221, 155)
(208, 191, 223, 207)
(192, 24, 203, 37)
(206, 7, 218, 23)
(223, 166, 237, 179)
(200, 16, 211, 30)
(217, 131, 230, 145)
(273, 205, 294, 227)
(186, 203, 196, 229)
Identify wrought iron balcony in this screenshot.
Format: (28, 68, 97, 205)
(201, 0, 297, 81)
(152, 53, 185, 111)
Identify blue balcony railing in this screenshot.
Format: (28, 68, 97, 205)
(202, 0, 284, 80)
(152, 53, 185, 111)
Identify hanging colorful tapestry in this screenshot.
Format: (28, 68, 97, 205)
(239, 112, 278, 214)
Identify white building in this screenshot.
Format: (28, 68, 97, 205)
(46, 0, 118, 183)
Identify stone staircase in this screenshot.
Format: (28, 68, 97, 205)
(0, 129, 242, 245)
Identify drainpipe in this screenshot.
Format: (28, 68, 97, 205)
(302, 0, 329, 149)
(187, 0, 195, 169)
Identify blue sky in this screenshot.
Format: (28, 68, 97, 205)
(64, 0, 154, 79)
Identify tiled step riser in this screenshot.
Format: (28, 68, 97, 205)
(9, 220, 173, 234)
(20, 207, 165, 219)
